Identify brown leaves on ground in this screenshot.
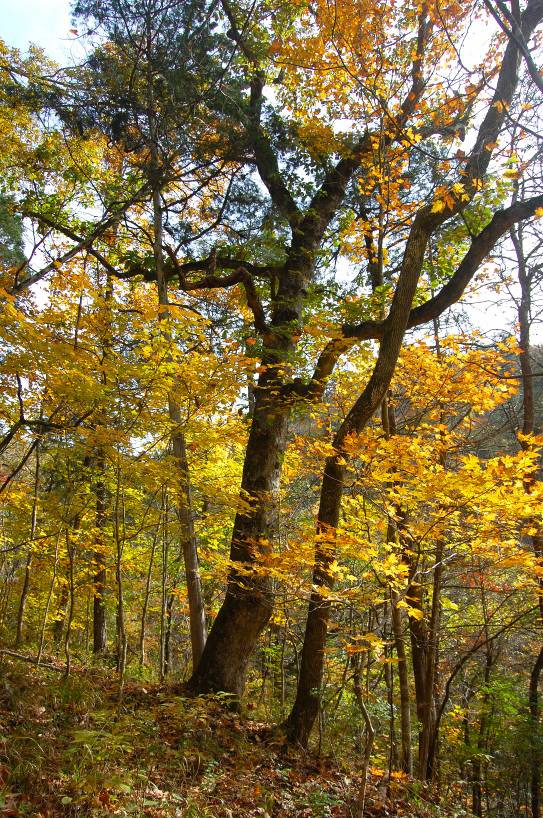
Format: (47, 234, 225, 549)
(0, 661, 463, 818)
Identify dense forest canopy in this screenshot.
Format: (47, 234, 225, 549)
(1, 0, 543, 815)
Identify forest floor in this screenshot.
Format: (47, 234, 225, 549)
(0, 657, 469, 818)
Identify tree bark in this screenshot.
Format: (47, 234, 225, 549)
(510, 217, 543, 818)
(14, 443, 40, 647)
(285, 211, 433, 746)
(92, 451, 108, 655)
(391, 588, 413, 774)
(188, 391, 288, 695)
(153, 180, 208, 671)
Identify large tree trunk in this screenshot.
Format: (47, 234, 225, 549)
(188, 392, 288, 695)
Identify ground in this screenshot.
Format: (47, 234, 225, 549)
(0, 657, 469, 817)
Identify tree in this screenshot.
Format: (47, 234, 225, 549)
(2, 0, 543, 710)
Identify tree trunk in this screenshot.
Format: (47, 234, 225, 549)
(14, 443, 40, 647)
(284, 457, 344, 744)
(114, 463, 127, 687)
(36, 529, 61, 665)
(285, 222, 430, 744)
(140, 524, 159, 666)
(93, 450, 107, 655)
(93, 276, 112, 656)
(63, 528, 76, 677)
(530, 645, 543, 818)
(160, 489, 169, 682)
(188, 368, 289, 696)
(153, 182, 208, 671)
(510, 219, 543, 818)
(351, 654, 376, 818)
(169, 404, 207, 667)
(391, 588, 413, 774)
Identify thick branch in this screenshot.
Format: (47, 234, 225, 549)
(464, 0, 543, 184)
(293, 193, 543, 399)
(406, 193, 543, 328)
(179, 266, 270, 334)
(248, 73, 302, 229)
(482, 0, 543, 95)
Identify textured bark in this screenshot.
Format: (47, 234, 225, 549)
(188, 394, 288, 696)
(284, 457, 344, 745)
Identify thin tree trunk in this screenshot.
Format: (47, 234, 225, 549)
(351, 655, 375, 818)
(530, 646, 543, 818)
(36, 529, 62, 665)
(63, 528, 76, 677)
(93, 275, 112, 656)
(384, 398, 412, 774)
(14, 443, 40, 647)
(140, 524, 159, 667)
(383, 622, 398, 775)
(114, 462, 127, 689)
(391, 588, 413, 774)
(93, 448, 108, 655)
(160, 489, 169, 682)
(164, 589, 175, 676)
(152, 180, 207, 671)
(52, 582, 68, 646)
(510, 218, 543, 818)
(472, 647, 492, 818)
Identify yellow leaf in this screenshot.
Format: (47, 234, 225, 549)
(408, 607, 424, 620)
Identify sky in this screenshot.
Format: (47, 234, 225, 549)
(0, 0, 75, 62)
